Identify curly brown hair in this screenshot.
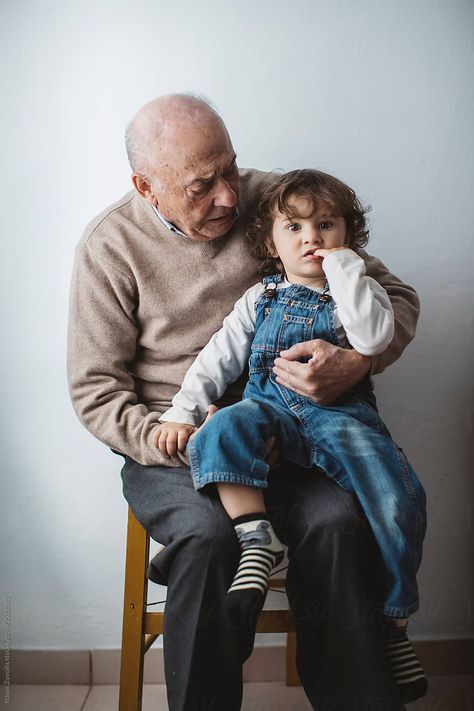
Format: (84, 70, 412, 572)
(247, 169, 370, 276)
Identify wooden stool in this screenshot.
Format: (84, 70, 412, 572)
(119, 507, 299, 710)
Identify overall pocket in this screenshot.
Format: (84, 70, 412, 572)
(277, 312, 314, 353)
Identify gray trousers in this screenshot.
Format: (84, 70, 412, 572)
(120, 457, 405, 711)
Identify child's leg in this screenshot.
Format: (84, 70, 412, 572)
(303, 402, 428, 701)
(217, 483, 284, 608)
(187, 398, 310, 610)
(303, 404, 427, 617)
(187, 398, 311, 492)
(384, 616, 427, 702)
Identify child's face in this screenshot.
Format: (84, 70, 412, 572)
(269, 196, 348, 286)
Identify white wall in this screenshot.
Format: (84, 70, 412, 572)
(1, 0, 473, 649)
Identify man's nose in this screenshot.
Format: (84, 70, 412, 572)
(213, 177, 238, 208)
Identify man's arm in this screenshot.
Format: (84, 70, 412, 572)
(273, 250, 419, 404)
(67, 242, 168, 466)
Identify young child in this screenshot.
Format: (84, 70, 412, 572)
(157, 169, 427, 702)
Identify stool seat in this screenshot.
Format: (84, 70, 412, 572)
(119, 507, 299, 711)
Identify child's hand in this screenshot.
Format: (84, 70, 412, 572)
(313, 247, 349, 259)
(156, 422, 197, 457)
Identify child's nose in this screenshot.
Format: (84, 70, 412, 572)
(303, 229, 322, 244)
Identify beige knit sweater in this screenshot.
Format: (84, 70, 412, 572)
(67, 169, 420, 466)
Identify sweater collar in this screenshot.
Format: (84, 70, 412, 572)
(152, 205, 188, 238)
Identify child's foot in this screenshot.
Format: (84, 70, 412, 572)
(227, 514, 284, 610)
(385, 618, 427, 703)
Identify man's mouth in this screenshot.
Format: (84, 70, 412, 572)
(209, 211, 234, 223)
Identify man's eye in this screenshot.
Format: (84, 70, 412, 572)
(190, 183, 210, 196)
(224, 161, 237, 178)
(287, 223, 301, 232)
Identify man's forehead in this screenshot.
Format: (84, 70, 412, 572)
(153, 120, 235, 182)
(181, 148, 236, 183)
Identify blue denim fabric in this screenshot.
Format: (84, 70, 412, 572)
(188, 274, 427, 617)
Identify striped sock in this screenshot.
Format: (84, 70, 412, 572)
(385, 620, 427, 702)
(227, 514, 284, 610)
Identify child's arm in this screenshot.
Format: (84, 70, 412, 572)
(156, 283, 262, 456)
(317, 248, 394, 355)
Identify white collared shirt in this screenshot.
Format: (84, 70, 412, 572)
(152, 205, 189, 238)
(152, 205, 240, 239)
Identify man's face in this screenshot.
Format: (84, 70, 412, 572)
(149, 121, 240, 241)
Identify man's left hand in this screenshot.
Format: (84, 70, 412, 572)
(273, 339, 370, 405)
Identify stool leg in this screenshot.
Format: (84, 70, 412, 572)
(119, 508, 150, 711)
(285, 631, 300, 686)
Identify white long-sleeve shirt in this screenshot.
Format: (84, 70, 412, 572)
(160, 250, 394, 427)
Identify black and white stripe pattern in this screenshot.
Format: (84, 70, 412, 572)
(386, 633, 427, 701)
(228, 547, 283, 596)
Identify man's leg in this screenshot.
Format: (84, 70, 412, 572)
(265, 464, 406, 711)
(120, 457, 258, 711)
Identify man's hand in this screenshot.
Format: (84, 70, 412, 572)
(156, 422, 197, 458)
(273, 340, 370, 405)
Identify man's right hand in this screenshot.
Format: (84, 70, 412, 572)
(273, 339, 370, 405)
(156, 422, 197, 458)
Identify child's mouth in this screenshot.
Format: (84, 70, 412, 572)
(303, 249, 322, 260)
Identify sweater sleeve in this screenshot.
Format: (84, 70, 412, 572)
(159, 283, 261, 426)
(322, 250, 394, 356)
(67, 242, 170, 466)
(357, 249, 420, 374)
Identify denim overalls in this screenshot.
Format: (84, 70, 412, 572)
(188, 274, 427, 617)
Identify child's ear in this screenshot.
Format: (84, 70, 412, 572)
(266, 239, 278, 258)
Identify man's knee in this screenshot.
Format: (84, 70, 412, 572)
(311, 491, 366, 539)
(273, 475, 370, 568)
(188, 509, 237, 553)
(172, 495, 241, 574)
(147, 492, 240, 585)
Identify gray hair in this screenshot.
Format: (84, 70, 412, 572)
(124, 93, 222, 182)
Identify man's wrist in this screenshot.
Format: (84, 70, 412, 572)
(351, 349, 371, 379)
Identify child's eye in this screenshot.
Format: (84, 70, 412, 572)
(287, 222, 301, 232)
(319, 221, 332, 230)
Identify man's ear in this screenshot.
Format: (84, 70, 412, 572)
(132, 174, 157, 206)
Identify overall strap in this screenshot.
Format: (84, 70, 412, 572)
(261, 273, 283, 299)
(261, 273, 284, 286)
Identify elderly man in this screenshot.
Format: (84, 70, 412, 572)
(68, 94, 417, 711)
